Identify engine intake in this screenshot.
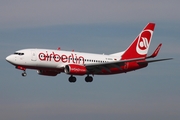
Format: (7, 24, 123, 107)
(64, 64, 87, 75)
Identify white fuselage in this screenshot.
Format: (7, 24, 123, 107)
(6, 48, 123, 70)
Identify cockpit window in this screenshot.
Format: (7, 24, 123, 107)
(14, 52, 24, 55)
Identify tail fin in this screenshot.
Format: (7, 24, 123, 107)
(121, 23, 155, 60)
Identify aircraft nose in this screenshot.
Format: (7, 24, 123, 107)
(6, 55, 13, 63)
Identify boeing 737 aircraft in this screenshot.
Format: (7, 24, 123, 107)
(6, 23, 172, 83)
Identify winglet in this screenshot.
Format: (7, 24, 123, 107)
(146, 43, 162, 58)
(57, 47, 61, 50)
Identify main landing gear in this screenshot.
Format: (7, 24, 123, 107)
(68, 75, 93, 83)
(85, 75, 93, 82)
(69, 75, 77, 83)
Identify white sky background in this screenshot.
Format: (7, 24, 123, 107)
(0, 1, 180, 120)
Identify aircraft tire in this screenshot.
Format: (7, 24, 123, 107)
(22, 72, 27, 77)
(85, 76, 93, 82)
(69, 76, 76, 83)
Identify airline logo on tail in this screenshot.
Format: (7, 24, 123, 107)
(136, 30, 153, 55)
(121, 23, 155, 60)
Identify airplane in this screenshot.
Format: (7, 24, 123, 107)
(6, 23, 172, 83)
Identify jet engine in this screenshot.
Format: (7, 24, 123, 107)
(64, 64, 87, 75)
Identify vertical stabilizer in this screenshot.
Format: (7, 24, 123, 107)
(121, 23, 155, 60)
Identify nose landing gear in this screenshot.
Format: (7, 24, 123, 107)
(22, 71, 27, 77)
(16, 66, 27, 77)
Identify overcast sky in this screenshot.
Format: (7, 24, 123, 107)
(0, 1, 180, 120)
(0, 0, 179, 29)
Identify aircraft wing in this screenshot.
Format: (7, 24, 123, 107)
(138, 58, 173, 64)
(85, 57, 145, 73)
(85, 57, 173, 74)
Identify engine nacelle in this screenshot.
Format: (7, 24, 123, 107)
(37, 70, 59, 76)
(64, 64, 87, 75)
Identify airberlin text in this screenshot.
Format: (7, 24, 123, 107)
(38, 51, 85, 64)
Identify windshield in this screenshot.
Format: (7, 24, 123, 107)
(14, 52, 24, 55)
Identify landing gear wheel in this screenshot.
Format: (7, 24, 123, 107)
(68, 76, 76, 83)
(22, 72, 27, 77)
(85, 76, 93, 82)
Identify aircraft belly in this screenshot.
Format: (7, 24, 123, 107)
(37, 60, 58, 68)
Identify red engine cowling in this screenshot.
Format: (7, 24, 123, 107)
(37, 70, 60, 76)
(64, 64, 87, 75)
